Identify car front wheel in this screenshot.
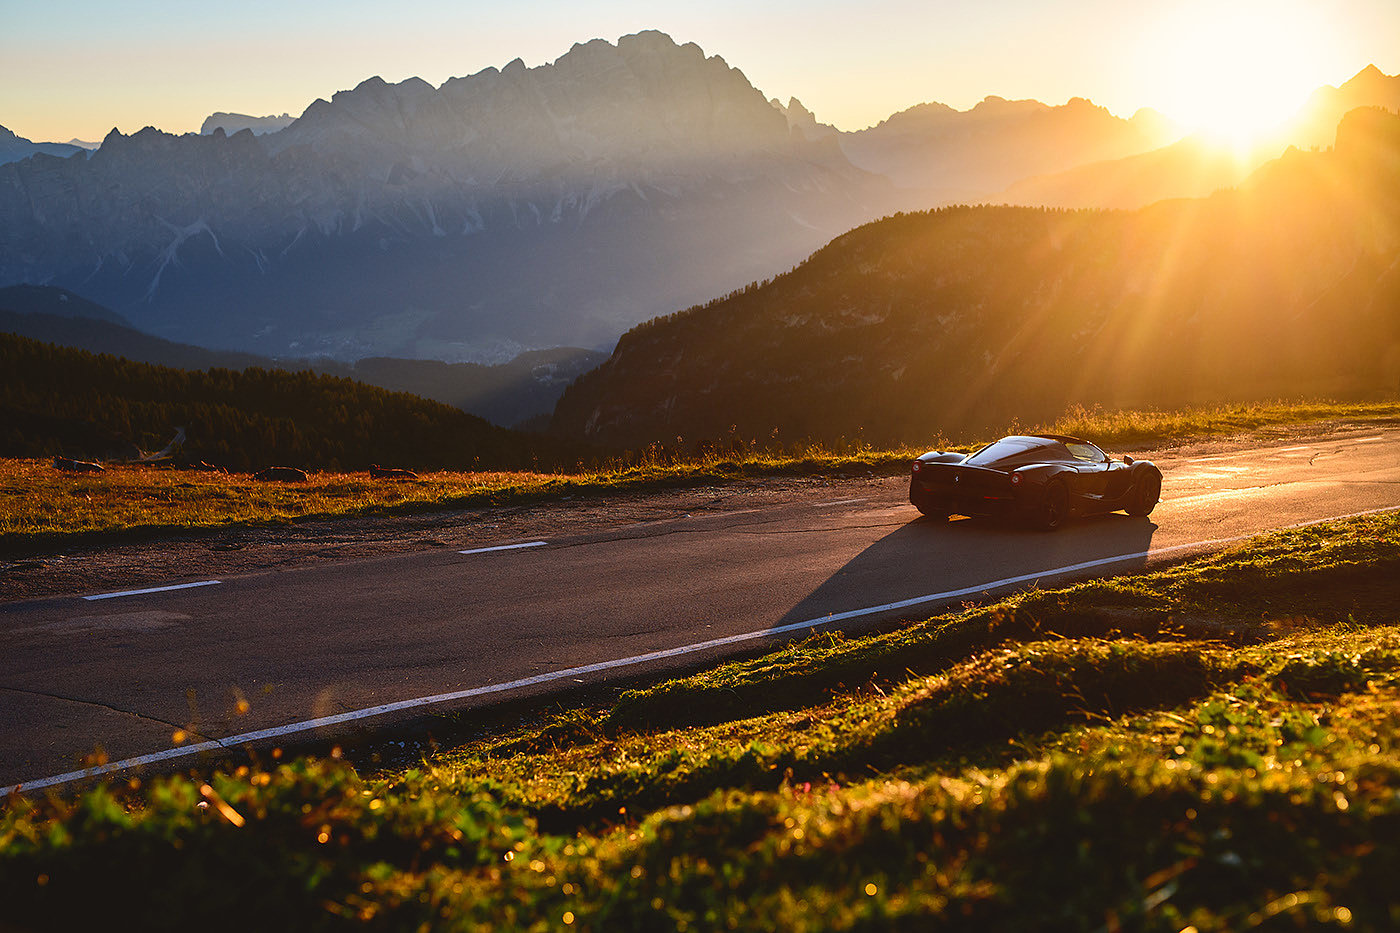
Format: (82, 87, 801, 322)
(1126, 472, 1162, 517)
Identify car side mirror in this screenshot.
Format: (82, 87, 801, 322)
(1124, 455, 1135, 465)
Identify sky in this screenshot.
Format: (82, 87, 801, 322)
(3, 0, 1398, 144)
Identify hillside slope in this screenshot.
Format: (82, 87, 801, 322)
(552, 109, 1400, 449)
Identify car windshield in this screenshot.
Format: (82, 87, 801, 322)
(965, 437, 1045, 466)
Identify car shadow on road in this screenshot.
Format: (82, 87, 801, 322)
(774, 510, 1159, 631)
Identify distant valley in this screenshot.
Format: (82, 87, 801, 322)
(0, 285, 603, 427)
(0, 330, 564, 472)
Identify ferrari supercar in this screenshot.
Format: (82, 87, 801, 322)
(909, 434, 1162, 531)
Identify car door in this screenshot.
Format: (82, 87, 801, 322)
(1102, 459, 1135, 500)
(1064, 442, 1112, 500)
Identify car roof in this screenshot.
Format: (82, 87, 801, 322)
(1027, 433, 1092, 445)
(966, 434, 1093, 466)
(984, 434, 1079, 450)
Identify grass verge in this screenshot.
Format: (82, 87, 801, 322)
(3, 510, 1399, 930)
(2, 397, 1396, 555)
(0, 450, 916, 555)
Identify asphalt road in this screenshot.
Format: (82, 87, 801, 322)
(3, 427, 1398, 792)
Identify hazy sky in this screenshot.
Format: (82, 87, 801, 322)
(4, 0, 1397, 143)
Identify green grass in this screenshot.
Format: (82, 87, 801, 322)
(2, 397, 1396, 554)
(4, 510, 1400, 930)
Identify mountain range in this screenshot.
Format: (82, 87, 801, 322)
(836, 96, 1177, 205)
(0, 32, 898, 363)
(1001, 64, 1400, 209)
(550, 108, 1400, 449)
(0, 126, 85, 166)
(199, 112, 296, 136)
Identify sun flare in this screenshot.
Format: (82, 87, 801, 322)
(1143, 2, 1340, 149)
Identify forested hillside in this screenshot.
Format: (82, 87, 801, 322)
(552, 108, 1400, 449)
(0, 334, 565, 471)
(0, 304, 605, 427)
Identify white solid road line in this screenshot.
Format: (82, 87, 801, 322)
(82, 581, 222, 602)
(458, 541, 548, 555)
(1356, 436, 1385, 443)
(813, 498, 870, 507)
(6, 504, 1397, 798)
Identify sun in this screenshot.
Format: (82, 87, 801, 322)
(1142, 1, 1339, 149)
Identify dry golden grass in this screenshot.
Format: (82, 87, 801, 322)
(0, 449, 913, 551)
(0, 461, 568, 545)
(1041, 399, 1400, 446)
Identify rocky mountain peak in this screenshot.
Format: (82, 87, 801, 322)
(269, 30, 795, 175)
(615, 29, 701, 59)
(1343, 64, 1391, 93)
(200, 112, 295, 136)
(771, 97, 839, 142)
(969, 96, 1050, 119)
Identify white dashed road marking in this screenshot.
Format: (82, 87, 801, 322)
(82, 581, 222, 601)
(458, 541, 548, 555)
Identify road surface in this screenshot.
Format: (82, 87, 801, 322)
(2, 427, 1397, 793)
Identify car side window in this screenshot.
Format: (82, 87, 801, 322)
(1065, 442, 1106, 464)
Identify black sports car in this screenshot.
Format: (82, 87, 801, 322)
(909, 434, 1162, 530)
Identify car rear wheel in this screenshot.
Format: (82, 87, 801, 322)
(1126, 472, 1162, 517)
(1037, 481, 1069, 531)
